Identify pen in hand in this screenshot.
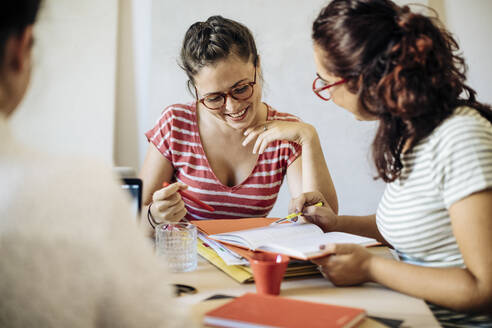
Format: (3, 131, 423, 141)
(270, 202, 323, 225)
(162, 182, 215, 212)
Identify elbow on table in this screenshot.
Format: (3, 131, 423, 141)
(449, 281, 492, 314)
(473, 288, 492, 315)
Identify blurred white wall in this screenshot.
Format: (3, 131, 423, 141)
(114, 0, 152, 171)
(11, 0, 118, 163)
(440, 0, 492, 106)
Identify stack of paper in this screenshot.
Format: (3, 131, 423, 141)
(197, 237, 321, 284)
(198, 232, 249, 266)
(195, 219, 323, 284)
(197, 238, 255, 283)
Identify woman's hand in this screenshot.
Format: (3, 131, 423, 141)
(290, 191, 338, 232)
(150, 182, 188, 223)
(242, 121, 316, 154)
(312, 244, 374, 286)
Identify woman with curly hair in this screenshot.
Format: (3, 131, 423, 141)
(293, 0, 492, 325)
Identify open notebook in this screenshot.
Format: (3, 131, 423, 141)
(195, 218, 379, 260)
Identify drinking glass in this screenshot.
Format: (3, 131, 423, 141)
(155, 222, 197, 272)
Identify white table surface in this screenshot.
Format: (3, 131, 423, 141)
(168, 247, 440, 327)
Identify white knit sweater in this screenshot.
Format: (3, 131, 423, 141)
(0, 115, 191, 328)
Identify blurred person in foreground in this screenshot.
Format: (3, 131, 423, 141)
(292, 0, 492, 326)
(0, 1, 188, 327)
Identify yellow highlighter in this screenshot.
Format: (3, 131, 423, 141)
(270, 202, 324, 225)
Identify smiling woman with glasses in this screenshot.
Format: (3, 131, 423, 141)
(139, 15, 338, 229)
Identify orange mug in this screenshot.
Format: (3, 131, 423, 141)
(249, 252, 289, 295)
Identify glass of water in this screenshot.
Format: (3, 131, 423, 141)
(155, 222, 197, 272)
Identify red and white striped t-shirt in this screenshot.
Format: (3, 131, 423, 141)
(145, 102, 301, 220)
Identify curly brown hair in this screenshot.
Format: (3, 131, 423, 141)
(313, 0, 492, 182)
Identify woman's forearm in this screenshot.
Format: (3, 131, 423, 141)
(301, 126, 338, 213)
(139, 203, 155, 237)
(369, 256, 492, 313)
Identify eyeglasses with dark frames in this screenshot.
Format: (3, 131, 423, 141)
(312, 76, 346, 101)
(196, 66, 257, 110)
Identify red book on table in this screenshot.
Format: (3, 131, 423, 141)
(204, 293, 366, 328)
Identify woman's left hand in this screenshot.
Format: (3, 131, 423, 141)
(311, 244, 374, 286)
(242, 121, 316, 154)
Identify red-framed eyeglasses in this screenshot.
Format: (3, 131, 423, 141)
(312, 76, 346, 101)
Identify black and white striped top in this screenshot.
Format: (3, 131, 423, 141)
(376, 107, 492, 326)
